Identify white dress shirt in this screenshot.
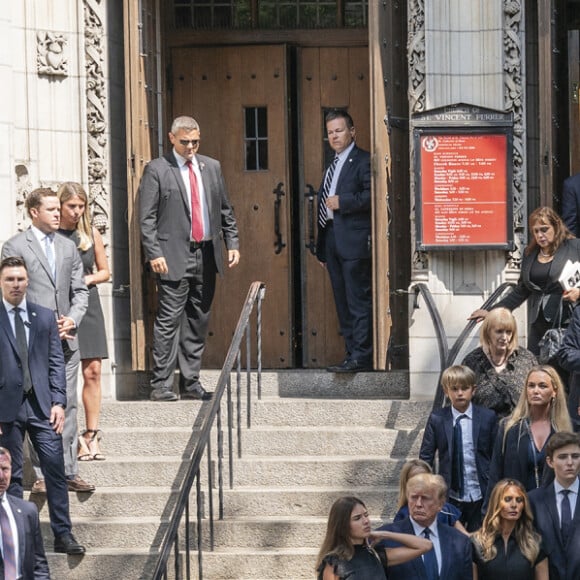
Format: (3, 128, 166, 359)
(410, 517, 442, 574)
(0, 493, 21, 578)
(2, 298, 30, 342)
(325, 140, 355, 221)
(554, 477, 579, 523)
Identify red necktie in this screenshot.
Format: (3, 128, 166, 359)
(187, 160, 203, 242)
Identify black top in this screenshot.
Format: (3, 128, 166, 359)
(472, 534, 545, 580)
(318, 544, 387, 580)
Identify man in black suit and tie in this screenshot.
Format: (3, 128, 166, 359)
(562, 172, 580, 236)
(529, 431, 580, 580)
(139, 116, 240, 401)
(1, 188, 93, 494)
(0, 256, 84, 554)
(0, 447, 50, 578)
(375, 473, 473, 580)
(316, 109, 372, 373)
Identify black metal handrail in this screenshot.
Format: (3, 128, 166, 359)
(412, 281, 516, 411)
(151, 281, 266, 580)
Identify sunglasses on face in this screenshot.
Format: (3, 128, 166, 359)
(179, 139, 200, 147)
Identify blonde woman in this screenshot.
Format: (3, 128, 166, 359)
(472, 479, 548, 579)
(58, 182, 109, 460)
(462, 308, 537, 417)
(486, 365, 572, 497)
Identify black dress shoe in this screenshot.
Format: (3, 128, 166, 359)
(330, 359, 372, 373)
(150, 388, 179, 402)
(181, 383, 213, 401)
(326, 359, 350, 372)
(54, 533, 86, 555)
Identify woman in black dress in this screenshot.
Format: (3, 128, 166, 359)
(316, 496, 432, 580)
(472, 479, 548, 580)
(58, 182, 110, 460)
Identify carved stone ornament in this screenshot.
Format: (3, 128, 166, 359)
(14, 164, 33, 232)
(37, 32, 68, 76)
(84, 0, 110, 245)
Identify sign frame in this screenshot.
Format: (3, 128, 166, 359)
(412, 103, 514, 251)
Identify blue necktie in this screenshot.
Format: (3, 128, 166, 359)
(14, 307, 32, 393)
(451, 414, 467, 496)
(422, 527, 439, 580)
(561, 489, 572, 544)
(44, 233, 56, 279)
(318, 156, 339, 228)
(0, 500, 17, 579)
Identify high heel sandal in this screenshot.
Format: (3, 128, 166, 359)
(77, 433, 92, 461)
(81, 429, 106, 461)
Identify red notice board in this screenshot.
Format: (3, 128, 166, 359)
(416, 131, 513, 250)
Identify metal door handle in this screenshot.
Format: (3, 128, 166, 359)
(272, 182, 286, 255)
(304, 184, 316, 255)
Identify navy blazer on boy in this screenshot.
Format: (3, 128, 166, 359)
(419, 404, 498, 499)
(529, 478, 580, 580)
(376, 517, 473, 580)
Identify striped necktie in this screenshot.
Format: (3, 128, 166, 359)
(318, 156, 339, 228)
(0, 500, 17, 579)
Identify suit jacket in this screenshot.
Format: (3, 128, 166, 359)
(419, 404, 498, 498)
(0, 301, 66, 423)
(486, 419, 554, 507)
(557, 304, 580, 430)
(1, 495, 50, 579)
(316, 145, 371, 262)
(139, 152, 240, 281)
(529, 479, 580, 580)
(375, 517, 473, 580)
(494, 238, 580, 325)
(562, 173, 580, 237)
(1, 228, 89, 350)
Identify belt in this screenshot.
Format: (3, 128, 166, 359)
(190, 240, 212, 250)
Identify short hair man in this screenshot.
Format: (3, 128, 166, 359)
(529, 431, 580, 580)
(0, 447, 50, 578)
(0, 256, 84, 554)
(316, 109, 372, 373)
(139, 115, 240, 401)
(1, 188, 93, 494)
(375, 473, 473, 580)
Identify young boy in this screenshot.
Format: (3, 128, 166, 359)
(529, 431, 580, 580)
(419, 365, 498, 531)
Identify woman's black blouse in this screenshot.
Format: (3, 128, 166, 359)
(318, 544, 387, 580)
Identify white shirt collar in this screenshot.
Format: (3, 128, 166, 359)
(451, 403, 473, 421)
(174, 149, 198, 169)
(554, 476, 580, 495)
(410, 516, 439, 538)
(3, 297, 27, 313)
(336, 141, 355, 162)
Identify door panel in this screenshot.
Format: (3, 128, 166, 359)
(172, 45, 292, 367)
(570, 31, 580, 175)
(299, 47, 370, 367)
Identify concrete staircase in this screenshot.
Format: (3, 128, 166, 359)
(29, 370, 430, 579)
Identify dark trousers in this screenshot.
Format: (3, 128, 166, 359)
(449, 497, 483, 533)
(324, 224, 372, 363)
(151, 243, 217, 390)
(0, 392, 71, 537)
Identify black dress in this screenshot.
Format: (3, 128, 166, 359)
(58, 229, 108, 359)
(472, 534, 546, 580)
(317, 544, 387, 580)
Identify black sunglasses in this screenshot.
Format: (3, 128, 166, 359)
(179, 139, 200, 147)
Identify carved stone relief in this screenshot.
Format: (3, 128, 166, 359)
(14, 164, 33, 232)
(37, 31, 68, 76)
(84, 0, 110, 245)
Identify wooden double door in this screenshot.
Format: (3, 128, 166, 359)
(171, 44, 370, 368)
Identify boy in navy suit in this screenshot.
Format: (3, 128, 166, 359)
(420, 365, 498, 531)
(529, 431, 580, 580)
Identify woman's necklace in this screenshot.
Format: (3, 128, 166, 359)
(489, 354, 507, 368)
(539, 248, 553, 258)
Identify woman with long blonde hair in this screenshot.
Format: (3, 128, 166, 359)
(58, 181, 110, 460)
(472, 479, 547, 579)
(486, 365, 572, 498)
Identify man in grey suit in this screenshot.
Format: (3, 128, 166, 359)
(139, 116, 240, 401)
(1, 188, 93, 493)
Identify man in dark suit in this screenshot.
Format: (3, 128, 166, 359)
(529, 431, 580, 580)
(419, 365, 498, 531)
(1, 188, 93, 494)
(557, 305, 580, 432)
(316, 109, 372, 373)
(139, 116, 240, 401)
(562, 172, 580, 236)
(0, 447, 50, 578)
(0, 257, 84, 554)
(375, 473, 473, 580)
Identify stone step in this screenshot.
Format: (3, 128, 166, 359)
(95, 398, 426, 430)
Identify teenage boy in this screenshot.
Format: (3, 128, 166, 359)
(419, 365, 498, 531)
(529, 431, 580, 580)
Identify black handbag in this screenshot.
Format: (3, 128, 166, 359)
(538, 299, 566, 364)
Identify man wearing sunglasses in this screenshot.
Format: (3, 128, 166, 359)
(139, 116, 240, 401)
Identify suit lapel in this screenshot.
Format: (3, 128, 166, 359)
(402, 519, 428, 578)
(443, 407, 453, 453)
(335, 146, 359, 189)
(522, 251, 541, 291)
(0, 303, 20, 358)
(6, 496, 26, 569)
(165, 153, 190, 212)
(25, 229, 55, 286)
(26, 304, 39, 351)
(544, 484, 567, 548)
(472, 406, 481, 443)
